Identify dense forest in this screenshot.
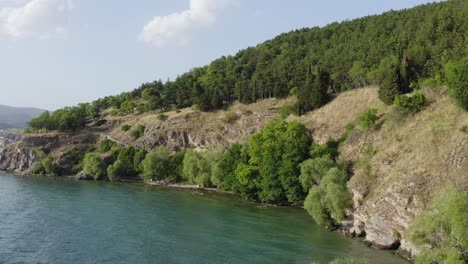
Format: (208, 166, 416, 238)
(28, 0, 467, 132)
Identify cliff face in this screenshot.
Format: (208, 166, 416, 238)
(1, 87, 466, 260)
(0, 133, 99, 174)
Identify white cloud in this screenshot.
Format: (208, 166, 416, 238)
(0, 0, 73, 39)
(139, 0, 239, 47)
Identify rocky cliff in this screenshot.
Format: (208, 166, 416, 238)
(1, 87, 466, 261)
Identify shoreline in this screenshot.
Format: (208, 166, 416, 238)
(0, 169, 410, 262)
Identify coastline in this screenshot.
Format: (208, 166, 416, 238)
(0, 169, 410, 262)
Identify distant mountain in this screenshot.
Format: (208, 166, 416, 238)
(0, 105, 46, 129)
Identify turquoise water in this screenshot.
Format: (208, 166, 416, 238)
(0, 172, 408, 264)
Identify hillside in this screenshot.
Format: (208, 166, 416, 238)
(1, 87, 466, 261)
(26, 0, 467, 133)
(0, 105, 45, 129)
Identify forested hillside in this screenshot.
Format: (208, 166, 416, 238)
(28, 0, 467, 132)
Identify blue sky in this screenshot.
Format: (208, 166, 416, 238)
(0, 0, 441, 110)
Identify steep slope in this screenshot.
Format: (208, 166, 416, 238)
(1, 87, 466, 260)
(0, 105, 46, 129)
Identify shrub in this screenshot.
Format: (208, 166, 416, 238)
(83, 153, 106, 180)
(222, 112, 239, 124)
(445, 57, 468, 111)
(99, 139, 118, 153)
(130, 125, 145, 139)
(356, 108, 378, 129)
(409, 187, 468, 264)
(156, 113, 167, 121)
(394, 91, 426, 114)
(121, 124, 131, 132)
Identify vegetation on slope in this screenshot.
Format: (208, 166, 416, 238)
(27, 0, 467, 132)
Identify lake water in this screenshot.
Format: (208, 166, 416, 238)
(0, 172, 408, 264)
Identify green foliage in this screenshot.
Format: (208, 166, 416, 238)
(99, 139, 118, 153)
(349, 61, 368, 88)
(214, 144, 246, 192)
(169, 150, 186, 182)
(356, 109, 378, 129)
(83, 153, 106, 180)
(141, 147, 171, 182)
(378, 66, 401, 105)
(309, 139, 342, 160)
(156, 113, 167, 121)
(28, 104, 88, 132)
(299, 156, 335, 190)
(222, 112, 239, 124)
(445, 57, 468, 111)
(409, 187, 468, 264)
(130, 125, 145, 139)
(235, 163, 260, 200)
(304, 167, 351, 226)
(329, 258, 367, 264)
(280, 105, 294, 119)
(121, 124, 131, 132)
(107, 160, 130, 181)
(393, 91, 426, 114)
(32, 156, 61, 176)
(247, 119, 311, 204)
(61, 148, 86, 174)
(182, 149, 223, 187)
(133, 149, 147, 174)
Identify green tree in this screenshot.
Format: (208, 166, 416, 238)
(83, 153, 107, 180)
(445, 57, 468, 111)
(378, 66, 401, 105)
(141, 147, 171, 182)
(304, 167, 351, 226)
(299, 156, 336, 190)
(107, 160, 130, 181)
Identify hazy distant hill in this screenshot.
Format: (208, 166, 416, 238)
(0, 105, 46, 129)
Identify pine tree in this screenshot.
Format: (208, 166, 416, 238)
(379, 66, 401, 105)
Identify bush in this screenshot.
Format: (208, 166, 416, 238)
(121, 124, 131, 132)
(130, 125, 145, 139)
(409, 187, 468, 264)
(156, 113, 167, 121)
(445, 57, 468, 111)
(356, 108, 378, 129)
(83, 153, 107, 180)
(99, 139, 118, 153)
(222, 112, 239, 124)
(394, 91, 425, 114)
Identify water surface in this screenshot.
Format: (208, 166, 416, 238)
(0, 172, 407, 264)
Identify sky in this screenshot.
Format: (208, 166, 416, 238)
(0, 0, 442, 110)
